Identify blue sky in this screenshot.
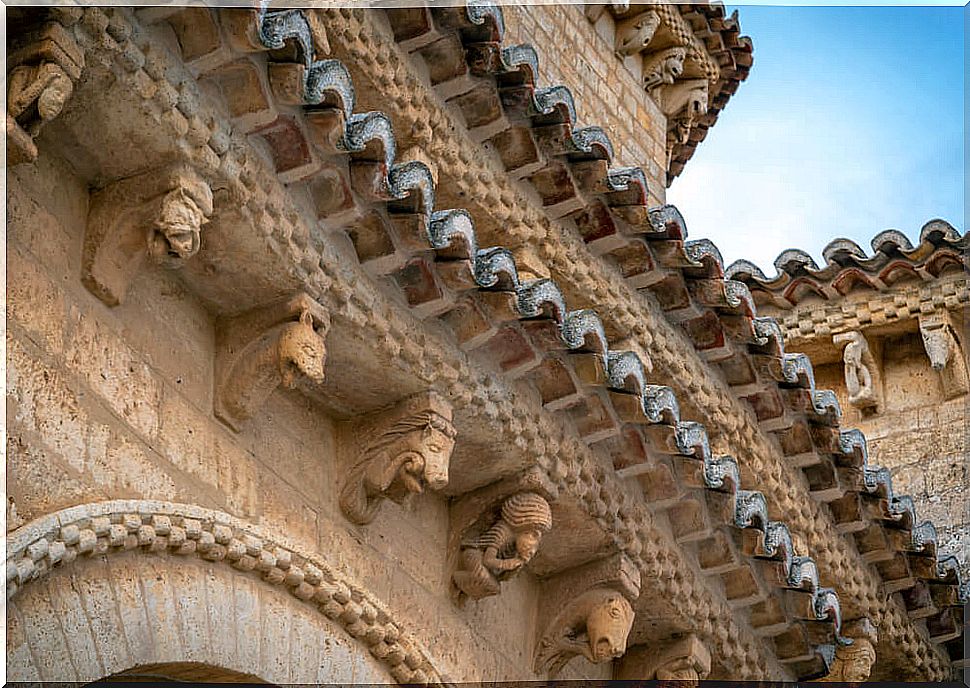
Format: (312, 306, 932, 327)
(665, 5, 965, 273)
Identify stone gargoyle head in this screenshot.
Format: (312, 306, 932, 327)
(534, 587, 635, 676)
(340, 393, 456, 525)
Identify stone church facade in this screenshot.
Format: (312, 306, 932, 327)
(5, 3, 966, 683)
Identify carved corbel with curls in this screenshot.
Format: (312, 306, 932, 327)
(214, 293, 330, 431)
(833, 331, 881, 411)
(82, 164, 214, 306)
(534, 554, 639, 677)
(339, 392, 457, 525)
(816, 618, 877, 682)
(450, 475, 555, 605)
(919, 310, 968, 400)
(617, 633, 711, 686)
(7, 20, 84, 166)
(615, 10, 661, 58)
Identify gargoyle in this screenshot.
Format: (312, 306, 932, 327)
(339, 392, 456, 525)
(615, 11, 661, 58)
(214, 293, 330, 431)
(83, 165, 213, 306)
(452, 491, 552, 603)
(534, 587, 635, 676)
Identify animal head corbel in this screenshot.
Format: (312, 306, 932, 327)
(339, 392, 457, 525)
(214, 293, 330, 431)
(615, 11, 661, 58)
(82, 164, 214, 306)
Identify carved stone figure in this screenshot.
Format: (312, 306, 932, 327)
(534, 587, 635, 676)
(833, 331, 879, 410)
(339, 392, 457, 525)
(83, 165, 214, 306)
(615, 11, 661, 58)
(452, 492, 552, 603)
(643, 46, 688, 93)
(654, 635, 712, 685)
(817, 618, 877, 682)
(659, 79, 709, 168)
(214, 293, 330, 431)
(919, 310, 968, 399)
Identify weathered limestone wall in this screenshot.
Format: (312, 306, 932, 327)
(5, 151, 609, 683)
(503, 4, 669, 204)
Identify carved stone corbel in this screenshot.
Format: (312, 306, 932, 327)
(7, 21, 84, 166)
(451, 489, 553, 605)
(534, 554, 639, 677)
(617, 634, 711, 685)
(82, 165, 214, 306)
(615, 11, 661, 58)
(659, 78, 709, 168)
(833, 331, 881, 412)
(919, 310, 968, 400)
(816, 618, 877, 682)
(214, 293, 330, 431)
(643, 46, 688, 93)
(338, 392, 456, 525)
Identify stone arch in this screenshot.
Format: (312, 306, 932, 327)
(6, 501, 442, 685)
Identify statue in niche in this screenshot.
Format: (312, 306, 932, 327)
(534, 587, 635, 676)
(643, 46, 687, 93)
(615, 11, 661, 58)
(452, 491, 552, 603)
(339, 394, 456, 525)
(817, 619, 877, 682)
(833, 331, 879, 410)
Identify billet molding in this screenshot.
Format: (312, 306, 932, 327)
(5, 500, 446, 685)
(214, 292, 330, 431)
(82, 164, 214, 306)
(339, 392, 457, 525)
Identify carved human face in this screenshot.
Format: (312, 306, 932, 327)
(278, 320, 327, 387)
(514, 527, 544, 561)
(662, 56, 684, 83)
(656, 657, 699, 681)
(150, 189, 205, 265)
(586, 595, 634, 663)
(836, 643, 875, 681)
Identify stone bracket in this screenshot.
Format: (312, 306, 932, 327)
(919, 310, 968, 400)
(833, 330, 882, 413)
(533, 553, 640, 676)
(82, 164, 214, 306)
(617, 633, 712, 681)
(338, 391, 456, 525)
(214, 292, 330, 431)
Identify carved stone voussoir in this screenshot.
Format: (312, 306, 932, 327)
(83, 165, 214, 306)
(339, 391, 457, 525)
(214, 292, 330, 431)
(534, 554, 640, 677)
(451, 491, 553, 604)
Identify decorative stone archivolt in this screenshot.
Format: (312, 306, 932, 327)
(816, 618, 877, 682)
(534, 554, 640, 676)
(7, 19, 84, 166)
(452, 491, 552, 604)
(833, 331, 880, 411)
(82, 164, 214, 306)
(214, 292, 330, 431)
(339, 392, 457, 525)
(919, 310, 968, 400)
(4, 500, 444, 685)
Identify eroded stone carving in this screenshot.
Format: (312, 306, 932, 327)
(452, 491, 552, 603)
(833, 331, 879, 411)
(339, 392, 457, 525)
(643, 46, 687, 93)
(919, 310, 968, 400)
(83, 165, 214, 306)
(659, 78, 709, 168)
(214, 293, 330, 431)
(615, 11, 661, 58)
(817, 618, 877, 682)
(654, 634, 712, 684)
(7, 22, 83, 166)
(534, 587, 635, 676)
